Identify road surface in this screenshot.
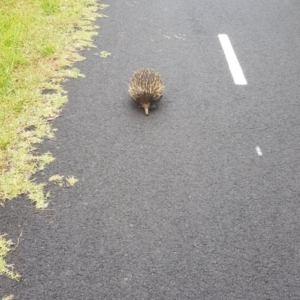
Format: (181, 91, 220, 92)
(2, 0, 300, 299)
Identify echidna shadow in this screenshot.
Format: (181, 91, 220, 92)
(128, 68, 164, 115)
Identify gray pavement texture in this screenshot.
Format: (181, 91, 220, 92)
(1, 0, 300, 299)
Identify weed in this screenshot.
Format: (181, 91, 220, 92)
(49, 174, 78, 187)
(99, 51, 112, 58)
(0, 235, 20, 281)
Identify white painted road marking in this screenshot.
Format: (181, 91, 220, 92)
(218, 34, 247, 85)
(256, 146, 263, 156)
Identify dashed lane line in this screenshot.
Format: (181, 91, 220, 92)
(256, 146, 263, 156)
(218, 34, 247, 85)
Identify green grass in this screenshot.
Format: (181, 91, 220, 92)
(0, 0, 106, 283)
(0, 0, 100, 208)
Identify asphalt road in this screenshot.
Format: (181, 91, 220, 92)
(2, 0, 300, 299)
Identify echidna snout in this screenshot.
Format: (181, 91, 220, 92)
(128, 68, 164, 115)
(142, 103, 150, 115)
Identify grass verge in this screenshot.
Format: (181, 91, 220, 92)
(0, 0, 103, 283)
(0, 0, 100, 208)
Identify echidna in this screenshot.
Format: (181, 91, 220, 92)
(128, 68, 164, 115)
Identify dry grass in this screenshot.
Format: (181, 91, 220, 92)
(1, 295, 14, 300)
(0, 235, 20, 280)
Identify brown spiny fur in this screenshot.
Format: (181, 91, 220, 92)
(128, 68, 164, 115)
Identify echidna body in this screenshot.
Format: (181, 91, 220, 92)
(128, 68, 164, 115)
